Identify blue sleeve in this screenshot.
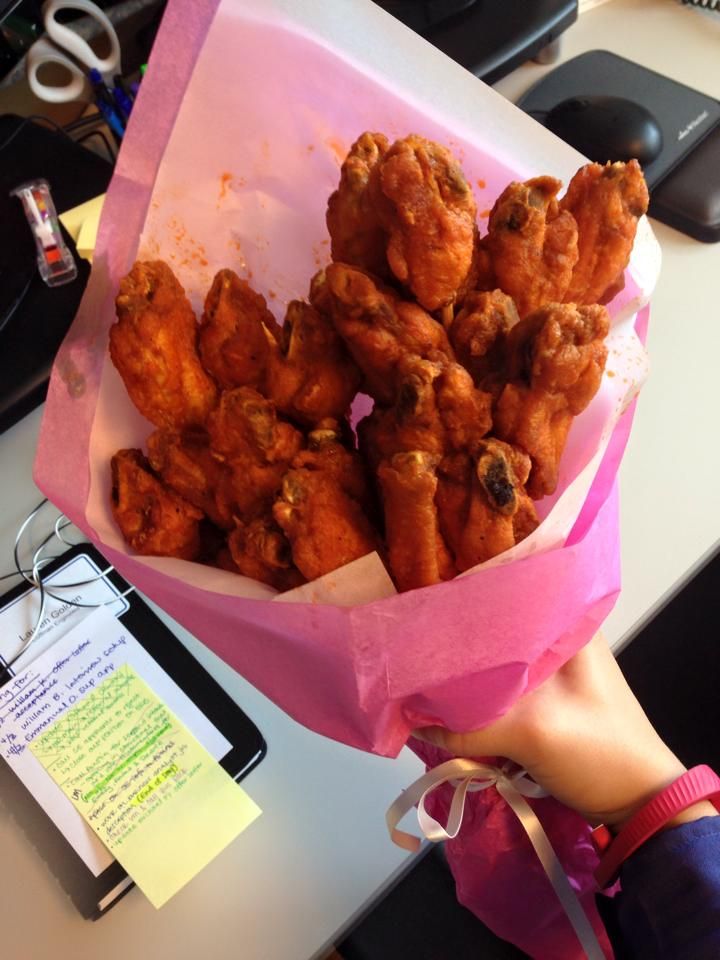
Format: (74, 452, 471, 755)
(606, 816, 720, 959)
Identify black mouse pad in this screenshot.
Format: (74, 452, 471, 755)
(516, 49, 720, 190)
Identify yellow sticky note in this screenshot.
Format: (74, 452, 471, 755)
(59, 193, 106, 262)
(29, 664, 261, 908)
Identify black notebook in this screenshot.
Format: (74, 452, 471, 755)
(0, 543, 266, 918)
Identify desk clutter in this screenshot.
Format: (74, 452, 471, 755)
(1, 0, 163, 146)
(0, 1, 164, 432)
(0, 517, 265, 917)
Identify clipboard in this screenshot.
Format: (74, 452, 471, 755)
(0, 542, 266, 918)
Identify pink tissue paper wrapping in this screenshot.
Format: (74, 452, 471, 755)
(33, 2, 658, 956)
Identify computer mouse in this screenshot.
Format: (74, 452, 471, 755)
(544, 95, 663, 166)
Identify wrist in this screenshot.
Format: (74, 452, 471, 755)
(593, 765, 720, 888)
(603, 760, 686, 833)
(585, 749, 686, 833)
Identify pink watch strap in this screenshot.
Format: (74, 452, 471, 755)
(594, 764, 720, 888)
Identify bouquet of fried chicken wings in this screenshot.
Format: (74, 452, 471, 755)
(34, 0, 658, 763)
(107, 132, 648, 597)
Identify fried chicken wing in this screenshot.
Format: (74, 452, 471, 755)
(372, 135, 477, 311)
(507, 302, 610, 412)
(435, 441, 538, 571)
(358, 359, 444, 470)
(221, 462, 290, 526)
(207, 386, 303, 462)
(462, 439, 536, 567)
(326, 131, 389, 277)
(377, 451, 455, 591)
(265, 299, 363, 424)
(198, 269, 281, 390)
(560, 160, 649, 305)
(146, 427, 235, 530)
(358, 357, 491, 471)
(447, 289, 518, 388)
(484, 177, 579, 319)
(110, 261, 218, 429)
(110, 449, 203, 559)
(318, 263, 453, 404)
(227, 516, 305, 591)
(273, 465, 379, 582)
(494, 387, 572, 502)
(207, 387, 304, 521)
(495, 303, 610, 498)
(434, 453, 472, 569)
(434, 361, 493, 455)
(292, 420, 376, 518)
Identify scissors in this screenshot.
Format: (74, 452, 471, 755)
(26, 0, 122, 104)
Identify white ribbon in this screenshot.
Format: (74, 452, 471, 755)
(386, 758, 606, 960)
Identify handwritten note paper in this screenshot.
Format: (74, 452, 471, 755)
(0, 605, 233, 875)
(30, 664, 261, 908)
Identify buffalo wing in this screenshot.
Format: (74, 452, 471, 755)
(111, 261, 218, 429)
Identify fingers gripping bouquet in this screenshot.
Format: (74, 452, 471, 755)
(33, 2, 658, 956)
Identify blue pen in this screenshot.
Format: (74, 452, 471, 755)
(88, 67, 114, 106)
(112, 74, 134, 116)
(95, 96, 125, 139)
(88, 67, 125, 138)
(112, 84, 134, 120)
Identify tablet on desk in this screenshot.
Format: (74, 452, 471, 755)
(0, 543, 266, 918)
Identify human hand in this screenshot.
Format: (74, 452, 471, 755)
(414, 633, 716, 831)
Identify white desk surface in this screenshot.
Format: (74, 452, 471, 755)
(1, 1, 719, 958)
